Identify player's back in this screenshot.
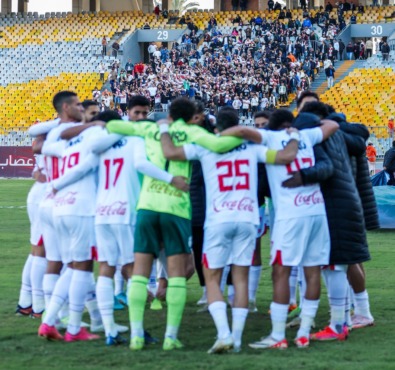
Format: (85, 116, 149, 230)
(96, 136, 142, 226)
(186, 143, 262, 227)
(262, 128, 326, 221)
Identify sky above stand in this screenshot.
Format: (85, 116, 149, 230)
(12, 0, 214, 14)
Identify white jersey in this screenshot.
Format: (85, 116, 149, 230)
(95, 136, 151, 225)
(184, 143, 269, 227)
(260, 128, 326, 221)
(27, 155, 47, 205)
(52, 126, 100, 217)
(40, 122, 80, 208)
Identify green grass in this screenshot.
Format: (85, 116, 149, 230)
(0, 179, 394, 370)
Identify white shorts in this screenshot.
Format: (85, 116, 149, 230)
(55, 216, 96, 264)
(368, 161, 375, 173)
(256, 205, 267, 238)
(203, 223, 256, 269)
(39, 205, 61, 261)
(27, 202, 43, 246)
(95, 223, 134, 267)
(270, 215, 330, 267)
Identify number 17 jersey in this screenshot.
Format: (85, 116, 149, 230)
(184, 143, 270, 227)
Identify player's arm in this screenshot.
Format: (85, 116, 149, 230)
(160, 127, 187, 160)
(133, 138, 189, 192)
(106, 119, 152, 137)
(273, 135, 300, 164)
(219, 125, 263, 144)
(41, 140, 65, 158)
(60, 123, 94, 140)
(319, 119, 339, 141)
(52, 154, 99, 192)
(32, 135, 46, 154)
(84, 127, 123, 154)
(28, 119, 59, 138)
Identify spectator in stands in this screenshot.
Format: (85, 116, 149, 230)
(208, 16, 217, 31)
(383, 141, 395, 185)
(372, 0, 378, 7)
(162, 9, 168, 19)
(232, 0, 239, 11)
(338, 39, 345, 60)
(112, 42, 120, 58)
(358, 4, 365, 13)
(350, 13, 357, 24)
(268, 0, 274, 11)
(325, 1, 333, 12)
(366, 142, 377, 176)
(101, 36, 107, 56)
(99, 62, 106, 82)
(381, 41, 390, 61)
(346, 41, 354, 60)
(143, 22, 151, 29)
(125, 59, 134, 75)
(325, 64, 335, 89)
(154, 4, 161, 20)
(365, 39, 373, 58)
(302, 16, 312, 28)
(300, 0, 307, 10)
(388, 117, 394, 138)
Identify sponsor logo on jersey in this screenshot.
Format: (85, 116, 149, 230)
(112, 139, 127, 149)
(55, 192, 77, 206)
(213, 196, 255, 213)
(147, 180, 183, 197)
(154, 131, 187, 143)
(96, 201, 127, 216)
(68, 136, 83, 147)
(281, 140, 307, 150)
(294, 190, 324, 207)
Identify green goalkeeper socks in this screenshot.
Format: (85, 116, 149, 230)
(128, 275, 148, 338)
(165, 277, 187, 339)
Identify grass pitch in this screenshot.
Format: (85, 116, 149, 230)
(0, 179, 394, 370)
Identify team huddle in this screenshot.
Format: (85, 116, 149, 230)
(16, 90, 377, 353)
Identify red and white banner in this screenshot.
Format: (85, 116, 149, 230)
(0, 147, 34, 178)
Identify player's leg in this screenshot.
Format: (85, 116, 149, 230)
(114, 263, 126, 308)
(129, 210, 159, 350)
(231, 223, 256, 352)
(347, 263, 374, 328)
(161, 212, 191, 351)
(16, 251, 33, 315)
(249, 238, 262, 313)
(192, 225, 207, 305)
(64, 216, 99, 342)
(296, 215, 330, 347)
(204, 223, 234, 354)
(311, 265, 349, 341)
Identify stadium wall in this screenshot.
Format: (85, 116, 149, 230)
(0, 147, 34, 178)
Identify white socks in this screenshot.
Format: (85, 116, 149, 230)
(289, 266, 298, 305)
(353, 290, 373, 319)
(270, 302, 288, 341)
(232, 307, 248, 347)
(18, 254, 33, 308)
(297, 299, 319, 339)
(323, 269, 348, 333)
(67, 270, 92, 335)
(114, 264, 124, 296)
(96, 276, 117, 337)
(31, 256, 47, 313)
(44, 267, 73, 326)
(208, 301, 231, 340)
(249, 265, 262, 302)
(85, 273, 101, 324)
(43, 274, 60, 312)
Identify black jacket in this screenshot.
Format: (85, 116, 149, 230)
(190, 161, 206, 227)
(384, 147, 395, 172)
(293, 113, 371, 265)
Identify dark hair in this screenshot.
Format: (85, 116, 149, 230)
(326, 104, 336, 114)
(393, 140, 395, 147)
(254, 110, 272, 120)
(127, 95, 150, 110)
(195, 101, 205, 114)
(53, 91, 77, 113)
(300, 101, 329, 119)
(216, 107, 239, 131)
(91, 111, 122, 123)
(169, 98, 196, 122)
(82, 100, 99, 109)
(267, 109, 294, 130)
(296, 90, 319, 108)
